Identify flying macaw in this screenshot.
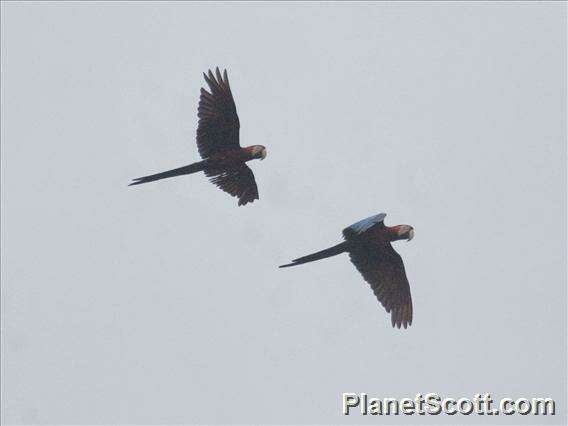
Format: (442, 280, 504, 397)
(280, 213, 415, 329)
(130, 67, 266, 206)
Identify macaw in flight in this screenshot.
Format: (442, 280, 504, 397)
(130, 67, 266, 206)
(280, 213, 415, 329)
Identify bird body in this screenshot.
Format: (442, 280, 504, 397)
(206, 145, 266, 168)
(280, 213, 415, 329)
(130, 68, 266, 206)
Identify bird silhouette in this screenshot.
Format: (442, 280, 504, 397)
(130, 67, 266, 206)
(280, 213, 415, 329)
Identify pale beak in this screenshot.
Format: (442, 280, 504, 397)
(260, 148, 267, 160)
(407, 229, 415, 241)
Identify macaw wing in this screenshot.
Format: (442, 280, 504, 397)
(197, 68, 240, 159)
(342, 213, 387, 240)
(348, 241, 413, 329)
(206, 165, 259, 206)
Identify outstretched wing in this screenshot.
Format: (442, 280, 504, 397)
(342, 213, 387, 240)
(205, 165, 259, 206)
(197, 68, 240, 159)
(348, 242, 413, 329)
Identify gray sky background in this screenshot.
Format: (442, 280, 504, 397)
(1, 2, 566, 425)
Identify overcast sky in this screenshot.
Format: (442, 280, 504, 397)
(1, 2, 566, 425)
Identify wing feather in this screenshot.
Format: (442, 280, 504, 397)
(196, 67, 240, 159)
(348, 242, 413, 329)
(343, 213, 387, 239)
(205, 165, 259, 206)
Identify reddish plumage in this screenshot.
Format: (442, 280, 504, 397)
(280, 213, 415, 329)
(130, 67, 266, 206)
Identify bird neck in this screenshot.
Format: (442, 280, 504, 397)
(242, 146, 258, 160)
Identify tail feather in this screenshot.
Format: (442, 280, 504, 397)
(129, 161, 205, 186)
(279, 242, 347, 268)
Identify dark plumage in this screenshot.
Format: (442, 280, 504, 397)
(130, 67, 266, 206)
(280, 213, 415, 329)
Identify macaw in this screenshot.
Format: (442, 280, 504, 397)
(280, 213, 415, 329)
(130, 68, 266, 206)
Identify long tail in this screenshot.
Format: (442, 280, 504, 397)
(129, 161, 205, 186)
(279, 242, 348, 268)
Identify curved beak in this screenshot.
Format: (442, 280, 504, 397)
(407, 229, 415, 241)
(260, 148, 267, 160)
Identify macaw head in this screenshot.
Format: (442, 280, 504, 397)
(393, 225, 415, 241)
(251, 145, 267, 160)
